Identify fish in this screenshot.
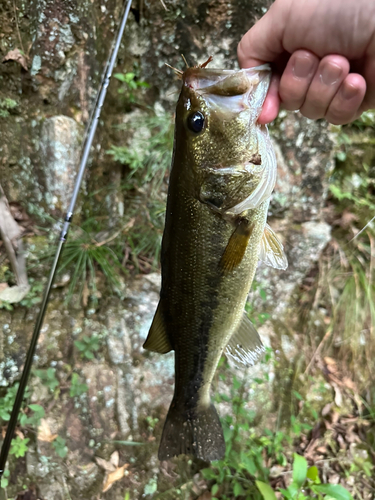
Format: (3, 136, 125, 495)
(143, 61, 288, 462)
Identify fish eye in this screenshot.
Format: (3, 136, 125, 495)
(187, 111, 205, 133)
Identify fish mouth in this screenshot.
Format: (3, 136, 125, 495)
(183, 65, 271, 114)
(183, 64, 270, 94)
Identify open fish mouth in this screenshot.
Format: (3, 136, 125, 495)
(183, 64, 271, 115)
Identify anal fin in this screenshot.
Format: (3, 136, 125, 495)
(225, 313, 265, 368)
(219, 220, 254, 274)
(143, 302, 172, 354)
(259, 223, 288, 270)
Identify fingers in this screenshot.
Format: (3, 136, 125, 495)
(325, 74, 366, 124)
(299, 55, 350, 119)
(278, 50, 320, 110)
(278, 52, 366, 124)
(258, 74, 280, 124)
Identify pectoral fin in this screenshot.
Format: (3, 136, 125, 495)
(225, 314, 265, 368)
(219, 220, 254, 273)
(229, 136, 277, 214)
(259, 223, 288, 270)
(143, 302, 172, 354)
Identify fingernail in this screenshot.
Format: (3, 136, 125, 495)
(342, 82, 358, 100)
(320, 63, 342, 85)
(292, 56, 314, 78)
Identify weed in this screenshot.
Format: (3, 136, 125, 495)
(0, 468, 10, 489)
(34, 367, 59, 393)
(74, 335, 100, 360)
(9, 436, 29, 458)
(69, 373, 88, 397)
(19, 404, 45, 428)
(20, 280, 44, 308)
(0, 385, 19, 422)
(0, 97, 18, 118)
(57, 227, 126, 303)
(107, 110, 174, 269)
(203, 368, 355, 500)
(52, 436, 68, 458)
(257, 454, 353, 500)
(113, 71, 149, 104)
(108, 111, 174, 194)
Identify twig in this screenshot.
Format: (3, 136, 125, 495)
(159, 0, 168, 10)
(304, 328, 332, 375)
(94, 218, 135, 247)
(12, 0, 25, 55)
(349, 214, 375, 243)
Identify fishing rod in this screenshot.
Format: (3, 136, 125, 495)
(0, 0, 133, 481)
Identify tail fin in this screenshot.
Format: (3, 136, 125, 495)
(158, 400, 225, 462)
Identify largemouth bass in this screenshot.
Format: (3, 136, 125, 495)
(143, 62, 287, 462)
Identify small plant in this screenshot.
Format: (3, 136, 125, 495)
(69, 373, 88, 397)
(257, 454, 353, 500)
(52, 436, 68, 458)
(74, 335, 100, 360)
(19, 404, 45, 428)
(245, 281, 271, 327)
(20, 280, 44, 308)
(107, 111, 174, 270)
(9, 436, 29, 458)
(0, 385, 19, 422)
(0, 468, 10, 489)
(0, 97, 18, 118)
(56, 224, 126, 303)
(34, 367, 59, 393)
(113, 71, 149, 104)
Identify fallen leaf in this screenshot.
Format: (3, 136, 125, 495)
(2, 48, 28, 70)
(102, 464, 128, 493)
(95, 456, 116, 473)
(332, 383, 343, 407)
(38, 419, 58, 443)
(342, 376, 356, 391)
(15, 429, 25, 439)
(110, 450, 119, 468)
(321, 403, 332, 416)
(324, 357, 337, 371)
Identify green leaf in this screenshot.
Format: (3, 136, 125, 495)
(313, 484, 353, 500)
(256, 481, 278, 500)
(306, 466, 320, 482)
(287, 482, 299, 499)
(233, 482, 244, 497)
(113, 73, 127, 82)
(279, 488, 294, 500)
(336, 151, 347, 162)
(292, 453, 308, 487)
(211, 484, 219, 496)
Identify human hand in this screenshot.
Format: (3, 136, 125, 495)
(237, 0, 375, 125)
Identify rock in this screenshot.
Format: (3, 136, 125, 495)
(40, 115, 82, 213)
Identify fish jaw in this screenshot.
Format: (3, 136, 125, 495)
(183, 65, 271, 122)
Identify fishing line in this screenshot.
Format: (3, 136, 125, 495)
(0, 0, 133, 481)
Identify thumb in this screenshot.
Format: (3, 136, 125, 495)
(237, 1, 288, 68)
